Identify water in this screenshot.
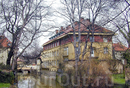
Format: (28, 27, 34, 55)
(16, 71, 130, 88)
(17, 70, 63, 88)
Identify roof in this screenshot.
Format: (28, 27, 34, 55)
(113, 43, 128, 52)
(43, 18, 114, 46)
(0, 36, 11, 48)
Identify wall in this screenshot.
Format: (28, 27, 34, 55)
(41, 40, 113, 71)
(0, 48, 9, 65)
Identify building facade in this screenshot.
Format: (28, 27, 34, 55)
(0, 35, 11, 65)
(113, 43, 128, 64)
(41, 18, 114, 71)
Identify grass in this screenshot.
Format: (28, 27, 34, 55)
(112, 74, 125, 84)
(0, 83, 10, 88)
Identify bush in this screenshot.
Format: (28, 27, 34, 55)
(0, 70, 14, 84)
(0, 63, 11, 70)
(123, 51, 130, 67)
(60, 60, 113, 88)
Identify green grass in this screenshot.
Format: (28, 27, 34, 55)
(0, 83, 10, 88)
(112, 74, 125, 84)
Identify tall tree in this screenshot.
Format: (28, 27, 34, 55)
(0, 0, 51, 70)
(59, 0, 118, 76)
(110, 1, 130, 47)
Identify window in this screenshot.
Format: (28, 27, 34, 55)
(57, 60, 59, 66)
(54, 51, 56, 56)
(103, 37, 108, 42)
(57, 41, 59, 46)
(57, 50, 59, 56)
(64, 58, 68, 62)
(55, 42, 56, 47)
(76, 47, 78, 54)
(90, 47, 94, 57)
(51, 52, 52, 57)
(53, 43, 54, 47)
(0, 37, 2, 39)
(55, 61, 56, 66)
(104, 47, 108, 54)
(8, 43, 11, 46)
(64, 47, 68, 55)
(52, 51, 54, 57)
(76, 36, 79, 41)
(90, 36, 94, 42)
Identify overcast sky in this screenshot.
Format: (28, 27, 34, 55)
(39, 0, 65, 46)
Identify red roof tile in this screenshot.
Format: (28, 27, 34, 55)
(113, 43, 128, 51)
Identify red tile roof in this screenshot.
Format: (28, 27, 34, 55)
(43, 18, 113, 46)
(0, 36, 11, 48)
(59, 19, 113, 33)
(113, 43, 128, 51)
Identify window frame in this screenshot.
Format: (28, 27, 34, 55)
(90, 36, 94, 42)
(103, 37, 108, 42)
(104, 47, 108, 54)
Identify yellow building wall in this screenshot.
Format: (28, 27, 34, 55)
(41, 41, 113, 71)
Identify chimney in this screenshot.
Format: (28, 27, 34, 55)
(56, 30, 58, 34)
(61, 26, 63, 30)
(86, 19, 90, 22)
(74, 21, 78, 25)
(66, 25, 71, 30)
(80, 17, 84, 22)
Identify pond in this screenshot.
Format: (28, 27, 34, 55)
(16, 70, 130, 88)
(17, 70, 63, 88)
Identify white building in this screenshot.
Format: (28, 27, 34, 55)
(0, 35, 11, 65)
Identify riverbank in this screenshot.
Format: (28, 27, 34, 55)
(112, 74, 125, 84)
(0, 83, 10, 88)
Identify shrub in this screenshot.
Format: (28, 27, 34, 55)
(123, 51, 130, 67)
(0, 70, 14, 84)
(60, 60, 113, 88)
(0, 63, 11, 70)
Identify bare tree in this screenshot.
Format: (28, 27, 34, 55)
(23, 39, 43, 59)
(109, 1, 130, 47)
(0, 0, 51, 70)
(58, 0, 118, 76)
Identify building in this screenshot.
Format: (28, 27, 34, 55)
(113, 43, 128, 60)
(41, 18, 114, 71)
(113, 43, 128, 65)
(0, 35, 11, 65)
(110, 43, 129, 73)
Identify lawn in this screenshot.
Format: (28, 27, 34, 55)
(0, 83, 10, 88)
(112, 74, 125, 84)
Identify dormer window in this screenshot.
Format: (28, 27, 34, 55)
(8, 43, 11, 47)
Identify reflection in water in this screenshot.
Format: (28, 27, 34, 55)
(17, 71, 62, 88)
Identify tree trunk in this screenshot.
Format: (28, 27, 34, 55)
(6, 49, 14, 65)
